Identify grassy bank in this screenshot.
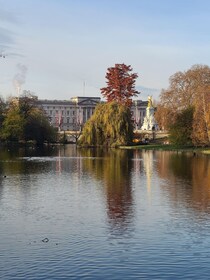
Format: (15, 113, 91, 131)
(120, 144, 210, 154)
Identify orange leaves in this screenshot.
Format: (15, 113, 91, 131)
(101, 63, 139, 107)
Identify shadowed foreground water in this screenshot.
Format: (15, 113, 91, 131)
(0, 145, 210, 279)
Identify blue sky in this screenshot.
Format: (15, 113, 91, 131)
(0, 0, 210, 101)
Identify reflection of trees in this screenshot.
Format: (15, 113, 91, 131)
(79, 148, 134, 234)
(0, 161, 4, 201)
(0, 146, 56, 176)
(0, 146, 57, 204)
(156, 151, 210, 213)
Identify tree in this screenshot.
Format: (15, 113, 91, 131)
(169, 107, 194, 145)
(157, 65, 210, 146)
(192, 89, 210, 146)
(19, 91, 38, 120)
(78, 102, 134, 147)
(154, 103, 172, 131)
(101, 63, 139, 106)
(1, 105, 25, 141)
(0, 94, 56, 145)
(24, 108, 56, 145)
(0, 97, 6, 127)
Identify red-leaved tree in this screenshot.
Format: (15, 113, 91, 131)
(101, 63, 139, 106)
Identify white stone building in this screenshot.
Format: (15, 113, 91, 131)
(131, 100, 148, 130)
(36, 96, 148, 131)
(36, 97, 101, 131)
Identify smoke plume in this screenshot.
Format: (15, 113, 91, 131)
(13, 63, 28, 96)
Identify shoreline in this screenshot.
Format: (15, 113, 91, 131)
(120, 144, 210, 154)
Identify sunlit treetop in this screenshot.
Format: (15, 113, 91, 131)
(101, 63, 139, 107)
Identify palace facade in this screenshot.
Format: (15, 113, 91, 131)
(36, 96, 148, 131)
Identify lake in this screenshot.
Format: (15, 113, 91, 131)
(0, 145, 210, 279)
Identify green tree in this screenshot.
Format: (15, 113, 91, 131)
(101, 64, 139, 107)
(24, 108, 56, 145)
(78, 102, 134, 147)
(1, 105, 25, 141)
(169, 107, 194, 146)
(18, 91, 38, 120)
(0, 97, 6, 127)
(1, 94, 56, 145)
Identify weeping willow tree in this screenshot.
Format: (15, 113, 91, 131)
(78, 102, 134, 147)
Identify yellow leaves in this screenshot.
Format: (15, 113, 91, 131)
(159, 65, 210, 146)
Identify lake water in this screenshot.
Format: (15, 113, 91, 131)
(0, 145, 210, 280)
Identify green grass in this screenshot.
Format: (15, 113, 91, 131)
(202, 150, 210, 154)
(120, 144, 210, 154)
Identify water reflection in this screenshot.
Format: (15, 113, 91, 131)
(1, 146, 210, 219)
(1, 145, 210, 279)
(156, 151, 210, 214)
(142, 150, 156, 200)
(79, 148, 135, 234)
(0, 145, 135, 235)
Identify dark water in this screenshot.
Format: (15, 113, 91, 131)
(0, 145, 210, 279)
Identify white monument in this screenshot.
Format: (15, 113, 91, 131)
(141, 96, 158, 130)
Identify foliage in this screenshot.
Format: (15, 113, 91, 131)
(192, 89, 210, 146)
(19, 93, 38, 119)
(78, 102, 134, 147)
(1, 105, 25, 141)
(101, 63, 139, 107)
(0, 97, 6, 127)
(157, 64, 210, 146)
(169, 107, 194, 146)
(0, 94, 56, 145)
(24, 108, 56, 145)
(155, 103, 173, 131)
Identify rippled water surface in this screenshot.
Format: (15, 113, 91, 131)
(0, 145, 210, 279)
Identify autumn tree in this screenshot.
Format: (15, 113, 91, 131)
(155, 103, 172, 131)
(101, 63, 139, 106)
(79, 64, 139, 147)
(157, 64, 210, 146)
(192, 87, 210, 146)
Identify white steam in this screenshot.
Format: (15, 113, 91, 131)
(13, 63, 28, 96)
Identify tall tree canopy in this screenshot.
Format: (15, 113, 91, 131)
(155, 64, 210, 146)
(101, 63, 139, 106)
(78, 102, 134, 147)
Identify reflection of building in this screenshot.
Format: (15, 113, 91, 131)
(142, 151, 154, 199)
(36, 97, 101, 131)
(36, 97, 148, 131)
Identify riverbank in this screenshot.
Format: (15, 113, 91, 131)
(120, 144, 210, 155)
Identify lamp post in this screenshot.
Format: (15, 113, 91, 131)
(135, 100, 138, 131)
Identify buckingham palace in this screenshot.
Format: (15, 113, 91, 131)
(36, 96, 148, 131)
